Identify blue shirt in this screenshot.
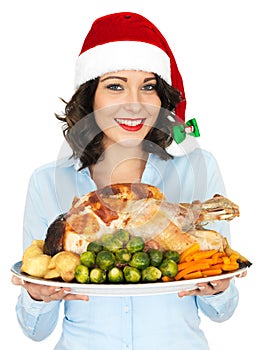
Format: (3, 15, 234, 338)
(16, 149, 239, 350)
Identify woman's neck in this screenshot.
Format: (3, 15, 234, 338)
(89, 144, 148, 188)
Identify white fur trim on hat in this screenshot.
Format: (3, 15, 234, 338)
(75, 41, 171, 88)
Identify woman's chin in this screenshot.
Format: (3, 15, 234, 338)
(117, 138, 143, 148)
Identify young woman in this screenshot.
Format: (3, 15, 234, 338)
(12, 12, 241, 350)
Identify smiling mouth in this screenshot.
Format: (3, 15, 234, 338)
(115, 118, 146, 132)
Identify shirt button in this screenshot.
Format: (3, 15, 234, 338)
(124, 306, 129, 312)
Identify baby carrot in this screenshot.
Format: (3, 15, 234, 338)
(177, 259, 213, 271)
(182, 271, 203, 280)
(201, 268, 222, 277)
(180, 243, 200, 263)
(222, 262, 239, 271)
(175, 262, 210, 281)
(192, 249, 218, 261)
(162, 276, 174, 282)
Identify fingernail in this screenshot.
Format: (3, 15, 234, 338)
(210, 282, 217, 287)
(198, 286, 205, 290)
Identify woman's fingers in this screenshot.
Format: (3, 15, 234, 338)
(178, 277, 232, 297)
(11, 276, 89, 302)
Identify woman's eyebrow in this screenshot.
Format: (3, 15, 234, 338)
(100, 76, 157, 83)
(143, 77, 157, 83)
(100, 76, 127, 82)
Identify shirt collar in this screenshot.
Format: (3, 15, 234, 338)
(55, 156, 91, 175)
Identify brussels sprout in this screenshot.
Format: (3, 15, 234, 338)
(114, 229, 130, 245)
(148, 249, 163, 267)
(115, 248, 132, 264)
(87, 241, 103, 253)
(129, 251, 150, 270)
(126, 236, 144, 253)
(108, 267, 124, 283)
(142, 266, 162, 282)
(123, 266, 141, 283)
(80, 251, 96, 268)
(103, 237, 123, 253)
(164, 250, 180, 263)
(159, 259, 178, 278)
(89, 267, 106, 283)
(101, 234, 114, 243)
(75, 264, 89, 284)
(96, 250, 116, 270)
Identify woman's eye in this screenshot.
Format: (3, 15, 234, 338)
(106, 84, 123, 91)
(142, 84, 157, 91)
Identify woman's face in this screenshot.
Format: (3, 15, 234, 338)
(93, 70, 161, 148)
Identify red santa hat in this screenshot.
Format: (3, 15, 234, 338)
(75, 12, 186, 121)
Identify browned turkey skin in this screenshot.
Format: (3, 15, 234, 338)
(44, 214, 66, 256)
(44, 183, 165, 256)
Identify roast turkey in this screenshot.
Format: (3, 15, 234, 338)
(44, 183, 245, 261)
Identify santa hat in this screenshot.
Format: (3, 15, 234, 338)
(75, 12, 186, 122)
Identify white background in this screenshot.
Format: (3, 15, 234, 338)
(1, 0, 262, 348)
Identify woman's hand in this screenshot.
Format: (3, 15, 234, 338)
(12, 275, 89, 302)
(178, 268, 248, 298)
(178, 277, 232, 297)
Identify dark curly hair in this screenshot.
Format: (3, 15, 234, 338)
(56, 74, 183, 170)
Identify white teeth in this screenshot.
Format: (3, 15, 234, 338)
(115, 118, 143, 127)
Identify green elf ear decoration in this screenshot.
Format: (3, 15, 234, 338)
(172, 118, 200, 144)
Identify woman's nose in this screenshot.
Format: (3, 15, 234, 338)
(123, 90, 143, 113)
(124, 102, 143, 114)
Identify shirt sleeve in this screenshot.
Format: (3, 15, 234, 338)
(16, 288, 61, 341)
(195, 151, 239, 320)
(16, 170, 61, 340)
(197, 281, 239, 322)
(23, 170, 49, 249)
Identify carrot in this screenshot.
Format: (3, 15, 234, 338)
(202, 268, 222, 277)
(192, 249, 218, 261)
(177, 259, 214, 271)
(229, 253, 239, 262)
(222, 262, 239, 271)
(177, 262, 191, 271)
(184, 255, 195, 262)
(182, 271, 203, 280)
(211, 252, 221, 264)
(162, 276, 174, 282)
(175, 262, 210, 281)
(180, 243, 200, 263)
(212, 257, 224, 264)
(222, 256, 231, 264)
(204, 263, 223, 270)
(212, 251, 226, 257)
(174, 246, 240, 281)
